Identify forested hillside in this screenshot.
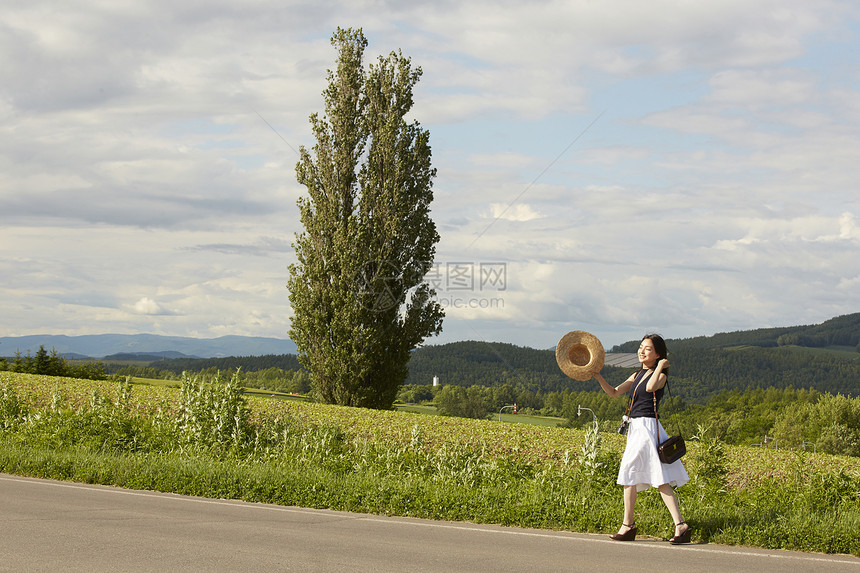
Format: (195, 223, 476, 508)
(665, 345, 860, 398)
(404, 341, 577, 393)
(92, 313, 860, 402)
(408, 313, 860, 401)
(130, 354, 303, 375)
(611, 312, 860, 351)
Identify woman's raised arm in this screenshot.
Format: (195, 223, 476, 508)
(594, 372, 634, 398)
(646, 359, 669, 392)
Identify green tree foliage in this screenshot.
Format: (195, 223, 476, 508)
(0, 346, 106, 380)
(435, 385, 492, 419)
(397, 383, 437, 404)
(288, 28, 443, 409)
(111, 354, 302, 376)
(817, 423, 860, 457)
(241, 367, 311, 394)
(672, 387, 820, 445)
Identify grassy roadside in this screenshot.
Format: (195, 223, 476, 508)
(1, 371, 859, 556)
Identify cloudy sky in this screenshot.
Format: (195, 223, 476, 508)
(2, 0, 859, 352)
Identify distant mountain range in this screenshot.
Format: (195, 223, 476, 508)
(0, 334, 298, 359)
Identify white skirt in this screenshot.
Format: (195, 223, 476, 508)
(617, 417, 689, 492)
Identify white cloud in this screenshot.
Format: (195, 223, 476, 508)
(705, 69, 816, 108)
(1, 0, 859, 351)
(132, 297, 171, 316)
(487, 203, 543, 222)
(838, 212, 859, 240)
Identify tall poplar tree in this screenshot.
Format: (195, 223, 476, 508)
(287, 28, 444, 409)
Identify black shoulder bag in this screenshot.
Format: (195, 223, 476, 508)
(653, 381, 686, 464)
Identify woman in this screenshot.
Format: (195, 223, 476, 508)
(593, 334, 691, 544)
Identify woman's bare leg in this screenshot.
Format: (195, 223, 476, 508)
(657, 483, 686, 535)
(619, 485, 637, 532)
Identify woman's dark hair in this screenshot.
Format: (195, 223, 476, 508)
(643, 333, 669, 373)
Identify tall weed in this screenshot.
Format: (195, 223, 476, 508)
(0, 384, 26, 428)
(176, 371, 249, 452)
(689, 423, 729, 495)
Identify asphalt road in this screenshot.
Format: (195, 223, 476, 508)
(1, 473, 858, 572)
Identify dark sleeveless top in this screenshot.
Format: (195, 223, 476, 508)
(627, 368, 664, 418)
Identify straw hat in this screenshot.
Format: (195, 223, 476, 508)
(555, 330, 605, 381)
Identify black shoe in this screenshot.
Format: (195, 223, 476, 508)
(609, 523, 637, 541)
(669, 522, 691, 544)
